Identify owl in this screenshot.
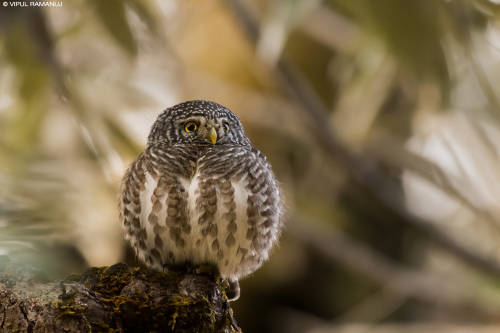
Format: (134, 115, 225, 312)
(119, 100, 282, 300)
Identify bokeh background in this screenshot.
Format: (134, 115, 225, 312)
(2, 0, 500, 332)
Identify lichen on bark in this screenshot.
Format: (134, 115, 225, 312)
(0, 257, 240, 332)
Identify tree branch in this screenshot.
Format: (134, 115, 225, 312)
(0, 257, 239, 332)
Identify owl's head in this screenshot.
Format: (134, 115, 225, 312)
(147, 100, 250, 147)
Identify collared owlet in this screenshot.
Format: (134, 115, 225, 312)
(119, 100, 283, 300)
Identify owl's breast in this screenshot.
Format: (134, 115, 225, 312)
(178, 164, 254, 277)
(133, 146, 281, 279)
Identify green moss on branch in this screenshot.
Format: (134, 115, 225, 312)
(0, 259, 240, 332)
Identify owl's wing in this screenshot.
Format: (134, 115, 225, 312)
(243, 147, 283, 253)
(119, 145, 196, 268)
(119, 153, 148, 250)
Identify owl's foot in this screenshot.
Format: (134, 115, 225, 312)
(162, 263, 190, 274)
(162, 262, 219, 277)
(194, 263, 219, 277)
(224, 278, 240, 302)
(224, 299, 241, 332)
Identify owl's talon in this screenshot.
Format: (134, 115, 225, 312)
(162, 263, 191, 274)
(194, 263, 219, 277)
(224, 299, 241, 332)
(225, 279, 240, 302)
(162, 262, 218, 276)
(183, 262, 196, 274)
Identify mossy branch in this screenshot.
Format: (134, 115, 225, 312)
(0, 258, 240, 332)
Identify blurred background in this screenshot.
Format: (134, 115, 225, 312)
(2, 0, 500, 332)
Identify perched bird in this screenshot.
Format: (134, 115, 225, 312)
(119, 100, 282, 300)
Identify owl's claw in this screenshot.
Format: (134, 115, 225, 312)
(162, 263, 192, 274)
(224, 299, 241, 332)
(194, 263, 219, 277)
(224, 278, 240, 302)
(162, 262, 219, 277)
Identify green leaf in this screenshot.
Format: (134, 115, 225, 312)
(125, 0, 158, 36)
(330, 0, 449, 86)
(102, 113, 143, 156)
(3, 24, 50, 102)
(91, 0, 138, 56)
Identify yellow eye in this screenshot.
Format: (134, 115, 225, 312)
(223, 123, 230, 133)
(184, 122, 198, 133)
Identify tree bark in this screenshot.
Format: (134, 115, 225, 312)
(0, 257, 240, 332)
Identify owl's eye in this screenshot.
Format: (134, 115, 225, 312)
(223, 123, 230, 133)
(184, 122, 198, 133)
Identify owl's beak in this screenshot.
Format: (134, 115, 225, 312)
(209, 127, 217, 144)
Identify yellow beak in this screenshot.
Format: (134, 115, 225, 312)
(210, 127, 217, 144)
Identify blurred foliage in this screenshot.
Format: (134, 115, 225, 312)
(92, 0, 138, 56)
(331, 0, 449, 86)
(2, 0, 500, 332)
